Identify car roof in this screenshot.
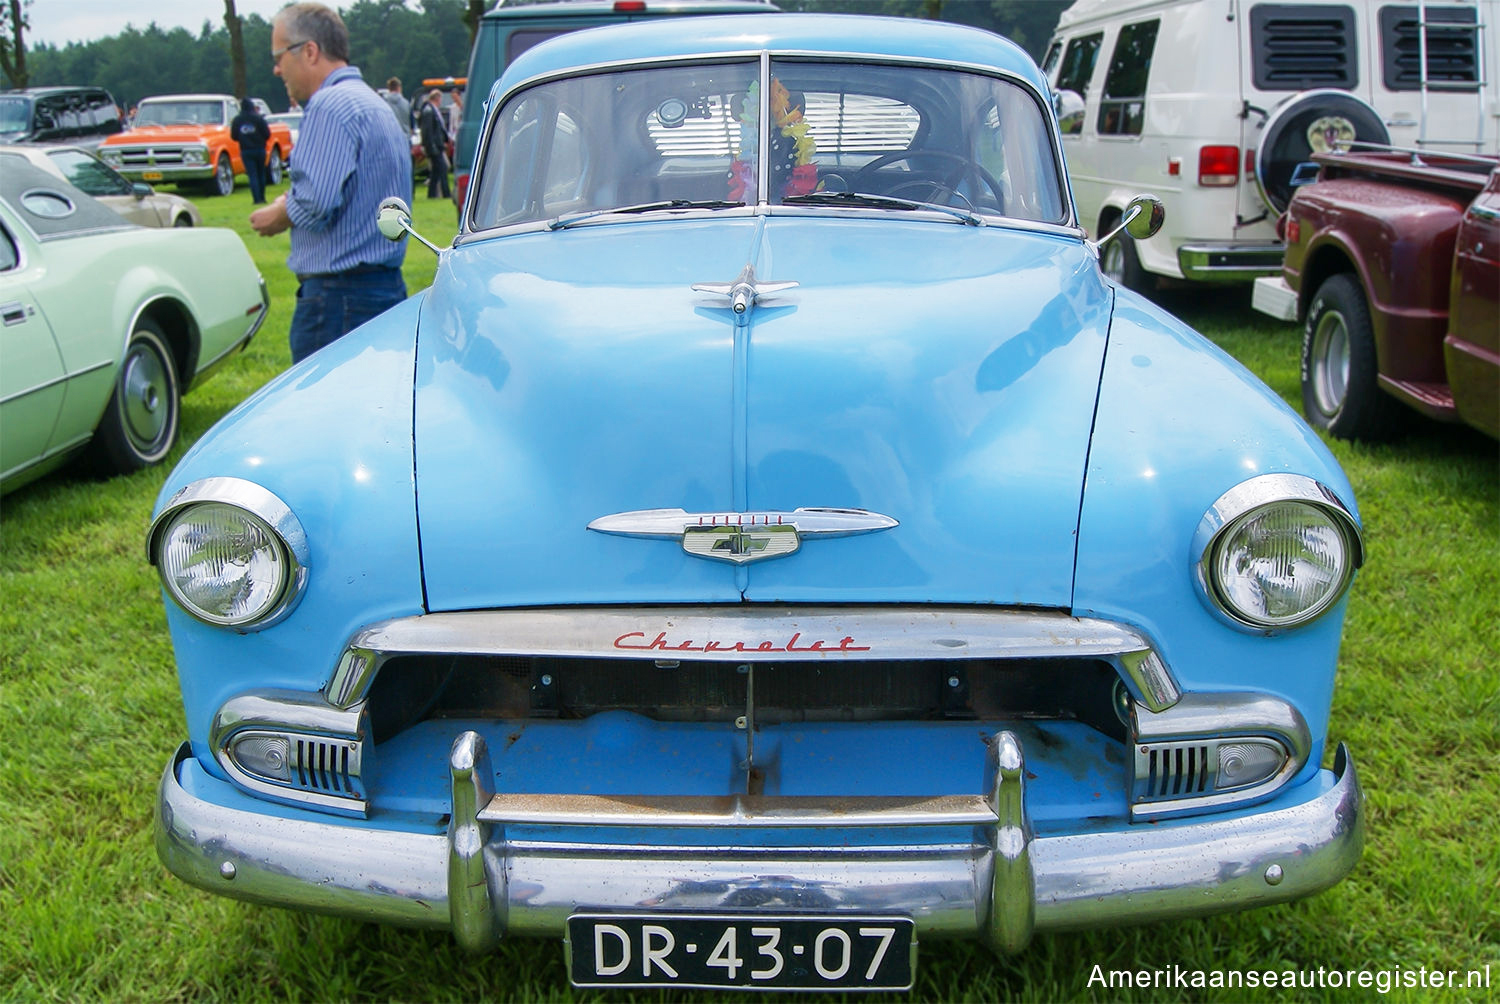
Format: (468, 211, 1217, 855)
(498, 12, 1047, 95)
(0, 86, 110, 97)
(0, 154, 136, 237)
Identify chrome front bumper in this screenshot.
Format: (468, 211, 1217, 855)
(156, 734, 1363, 952)
(1178, 243, 1286, 282)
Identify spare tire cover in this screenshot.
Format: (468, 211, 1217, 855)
(1255, 89, 1390, 213)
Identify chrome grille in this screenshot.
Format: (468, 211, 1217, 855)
(114, 146, 188, 166)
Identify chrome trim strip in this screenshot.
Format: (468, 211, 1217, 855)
(479, 792, 997, 828)
(155, 742, 1363, 945)
(0, 359, 112, 406)
(1193, 473, 1365, 632)
(323, 606, 1176, 709)
(147, 476, 310, 631)
(590, 507, 896, 538)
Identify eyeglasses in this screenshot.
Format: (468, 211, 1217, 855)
(272, 40, 309, 63)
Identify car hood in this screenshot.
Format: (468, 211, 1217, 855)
(414, 216, 1113, 611)
(106, 124, 221, 142)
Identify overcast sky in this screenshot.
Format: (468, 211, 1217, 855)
(26, 1, 372, 48)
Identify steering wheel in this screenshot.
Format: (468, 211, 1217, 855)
(850, 150, 1004, 211)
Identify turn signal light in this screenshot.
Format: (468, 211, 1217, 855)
(1198, 145, 1240, 187)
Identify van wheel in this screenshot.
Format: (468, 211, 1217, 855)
(1100, 223, 1149, 293)
(268, 148, 284, 186)
(1301, 274, 1399, 440)
(85, 319, 181, 474)
(212, 153, 235, 196)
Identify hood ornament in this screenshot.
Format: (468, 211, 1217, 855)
(693, 264, 798, 322)
(588, 507, 898, 565)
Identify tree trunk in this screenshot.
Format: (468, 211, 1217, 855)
(224, 0, 247, 100)
(0, 0, 30, 89)
(463, 0, 487, 48)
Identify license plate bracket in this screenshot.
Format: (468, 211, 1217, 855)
(567, 912, 915, 991)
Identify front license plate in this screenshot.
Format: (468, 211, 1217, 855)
(567, 913, 915, 991)
(142, 171, 163, 182)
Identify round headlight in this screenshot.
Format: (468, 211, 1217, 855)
(1196, 475, 1363, 630)
(149, 478, 308, 630)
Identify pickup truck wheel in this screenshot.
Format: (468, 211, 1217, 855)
(268, 148, 284, 186)
(85, 319, 181, 474)
(1301, 273, 1398, 440)
(212, 153, 235, 196)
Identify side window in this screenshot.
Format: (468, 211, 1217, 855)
(0, 224, 17, 272)
(1097, 19, 1158, 137)
(1041, 41, 1062, 80)
(48, 150, 132, 196)
(33, 97, 63, 137)
(1055, 33, 1103, 98)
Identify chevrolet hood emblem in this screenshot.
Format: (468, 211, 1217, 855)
(587, 508, 898, 564)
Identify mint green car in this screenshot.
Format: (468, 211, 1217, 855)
(0, 156, 268, 494)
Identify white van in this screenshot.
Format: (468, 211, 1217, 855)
(1042, 0, 1498, 290)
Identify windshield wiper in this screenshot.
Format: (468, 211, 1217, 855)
(782, 190, 983, 226)
(547, 199, 743, 231)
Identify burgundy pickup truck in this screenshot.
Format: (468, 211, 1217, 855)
(1253, 148, 1499, 441)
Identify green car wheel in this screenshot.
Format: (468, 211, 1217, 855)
(87, 319, 181, 474)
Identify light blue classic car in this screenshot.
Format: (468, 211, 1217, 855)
(148, 15, 1365, 991)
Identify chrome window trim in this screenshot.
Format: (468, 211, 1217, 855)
(466, 48, 1073, 237)
(1193, 473, 1364, 632)
(324, 605, 1181, 712)
(146, 476, 310, 631)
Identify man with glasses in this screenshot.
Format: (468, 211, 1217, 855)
(250, 2, 412, 363)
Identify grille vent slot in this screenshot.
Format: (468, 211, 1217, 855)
(1142, 742, 1212, 798)
(1381, 5, 1481, 91)
(1250, 5, 1358, 89)
(294, 738, 360, 796)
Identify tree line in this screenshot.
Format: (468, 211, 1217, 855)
(9, 0, 1067, 114)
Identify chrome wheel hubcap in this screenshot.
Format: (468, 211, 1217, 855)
(1310, 310, 1351, 417)
(122, 344, 169, 450)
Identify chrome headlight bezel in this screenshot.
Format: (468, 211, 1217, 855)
(1193, 474, 1364, 632)
(99, 149, 123, 167)
(181, 145, 208, 165)
(147, 477, 309, 631)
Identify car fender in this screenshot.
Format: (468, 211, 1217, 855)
(153, 296, 427, 763)
(1074, 290, 1361, 775)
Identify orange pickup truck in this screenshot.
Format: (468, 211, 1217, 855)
(99, 94, 294, 197)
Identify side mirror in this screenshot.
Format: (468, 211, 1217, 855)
(1091, 194, 1166, 259)
(377, 196, 442, 255)
(131, 182, 153, 200)
(1053, 89, 1085, 136)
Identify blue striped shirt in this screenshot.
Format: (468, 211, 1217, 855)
(285, 65, 412, 276)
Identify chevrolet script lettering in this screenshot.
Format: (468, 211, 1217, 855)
(588, 508, 898, 564)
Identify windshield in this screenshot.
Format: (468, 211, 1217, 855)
(135, 100, 225, 127)
(469, 58, 1067, 230)
(0, 96, 31, 135)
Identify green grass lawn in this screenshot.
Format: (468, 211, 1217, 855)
(1, 189, 1496, 1002)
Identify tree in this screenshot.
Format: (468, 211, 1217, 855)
(462, 0, 486, 47)
(225, 0, 248, 100)
(0, 0, 31, 88)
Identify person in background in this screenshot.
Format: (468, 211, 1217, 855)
(446, 87, 463, 161)
(230, 97, 273, 204)
(383, 76, 411, 132)
(418, 88, 451, 200)
(249, 1, 412, 363)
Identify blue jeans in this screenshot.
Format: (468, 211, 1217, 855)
(242, 146, 268, 203)
(289, 268, 406, 363)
